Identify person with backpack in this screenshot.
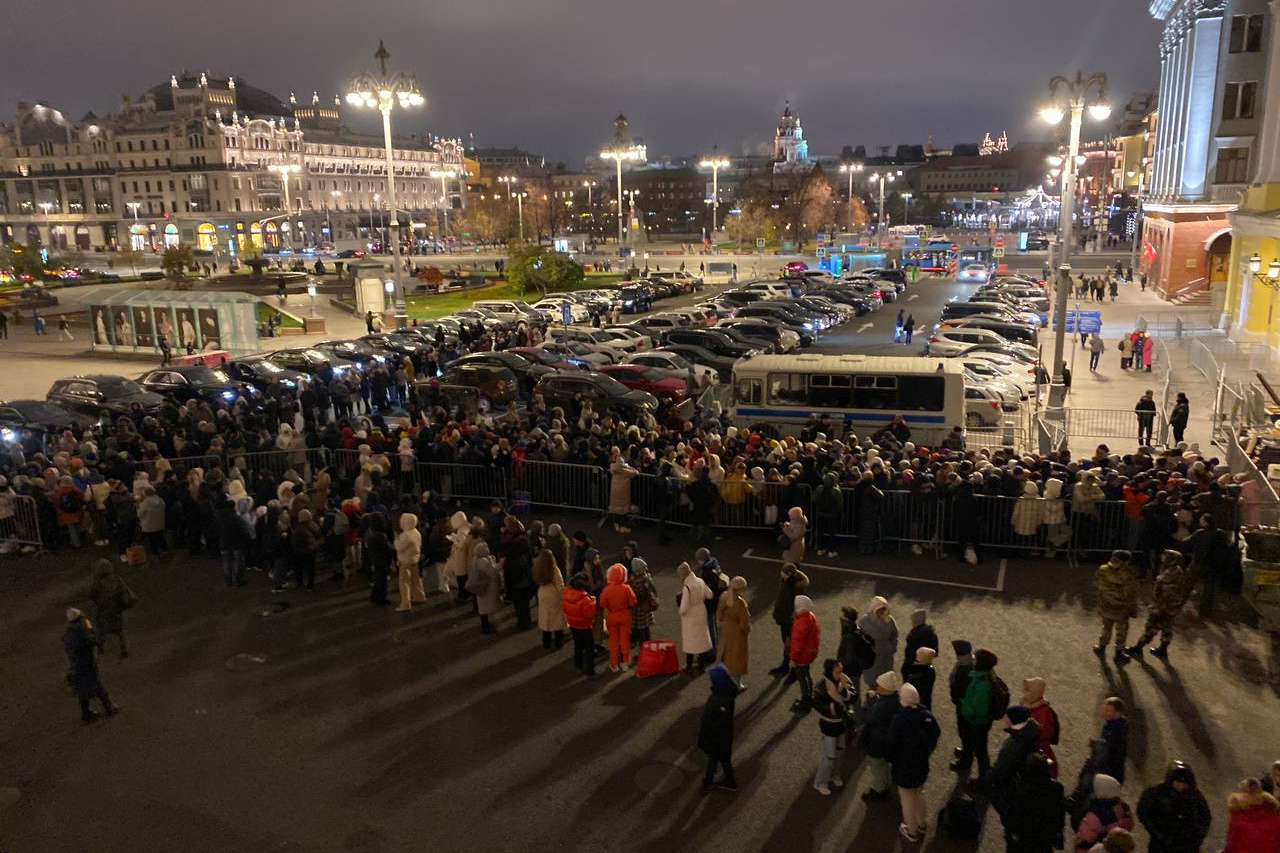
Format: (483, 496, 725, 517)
(889, 682, 941, 842)
(1005, 753, 1067, 853)
(1094, 550, 1139, 664)
(787, 595, 820, 712)
(861, 670, 901, 802)
(812, 657, 854, 795)
(952, 647, 1005, 780)
(768, 563, 810, 677)
(947, 639, 976, 754)
(986, 706, 1044, 823)
(1021, 677, 1061, 777)
(1076, 775, 1135, 851)
(836, 604, 877, 687)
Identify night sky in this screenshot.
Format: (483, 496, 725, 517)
(0, 0, 1162, 165)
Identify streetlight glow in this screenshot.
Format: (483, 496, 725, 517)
(698, 154, 730, 236)
(600, 141, 646, 245)
(1040, 106, 1065, 125)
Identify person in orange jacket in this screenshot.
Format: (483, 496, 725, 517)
(599, 563, 638, 672)
(562, 573, 599, 678)
(789, 595, 821, 712)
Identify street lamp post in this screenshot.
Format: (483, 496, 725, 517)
(839, 162, 863, 233)
(600, 141, 646, 245)
(902, 192, 913, 226)
(429, 169, 457, 242)
(498, 177, 524, 242)
(1247, 253, 1280, 342)
(868, 171, 899, 248)
(1128, 160, 1147, 278)
(267, 163, 300, 256)
(1039, 70, 1110, 401)
(698, 155, 730, 237)
(346, 40, 425, 312)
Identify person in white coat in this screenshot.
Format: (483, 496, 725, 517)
(1042, 478, 1069, 558)
(1011, 481, 1044, 540)
(394, 512, 426, 612)
(857, 596, 899, 689)
(442, 510, 471, 604)
(677, 561, 713, 674)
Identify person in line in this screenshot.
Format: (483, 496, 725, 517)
(1005, 753, 1066, 853)
(677, 561, 713, 674)
(787, 594, 820, 712)
(1136, 761, 1212, 853)
(836, 604, 876, 687)
(947, 639, 976, 757)
(716, 575, 751, 687)
(1075, 774, 1135, 851)
(533, 548, 566, 651)
(63, 608, 118, 723)
(857, 595, 899, 689)
(468, 541, 502, 634)
(394, 511, 426, 612)
(88, 559, 136, 660)
(888, 682, 941, 842)
(902, 647, 938, 709)
(861, 670, 901, 803)
(769, 562, 810, 678)
(1021, 677, 1060, 777)
(698, 663, 739, 792)
(1070, 697, 1131, 822)
(562, 574, 598, 677)
(1222, 777, 1280, 853)
(599, 562, 638, 672)
(812, 658, 854, 795)
(364, 513, 393, 606)
(901, 608, 939, 675)
(987, 706, 1044, 829)
(953, 647, 1001, 780)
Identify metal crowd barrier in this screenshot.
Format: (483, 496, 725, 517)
(514, 460, 607, 513)
(0, 495, 44, 554)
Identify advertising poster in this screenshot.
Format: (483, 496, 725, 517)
(91, 306, 110, 345)
(112, 307, 134, 347)
(176, 307, 197, 350)
(132, 306, 154, 348)
(153, 307, 175, 346)
(197, 307, 221, 351)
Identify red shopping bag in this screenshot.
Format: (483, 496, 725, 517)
(636, 639, 680, 678)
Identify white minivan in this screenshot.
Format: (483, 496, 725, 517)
(471, 299, 542, 324)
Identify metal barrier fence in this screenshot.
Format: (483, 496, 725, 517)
(966, 425, 1029, 455)
(1061, 407, 1167, 444)
(0, 495, 44, 553)
(1135, 310, 1220, 337)
(514, 461, 606, 513)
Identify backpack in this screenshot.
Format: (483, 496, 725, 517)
(938, 795, 981, 841)
(987, 673, 1011, 721)
(853, 631, 877, 672)
(60, 490, 83, 513)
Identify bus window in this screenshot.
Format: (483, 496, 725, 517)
(897, 376, 946, 411)
(808, 374, 852, 408)
(737, 378, 762, 405)
(769, 373, 808, 405)
(853, 374, 897, 409)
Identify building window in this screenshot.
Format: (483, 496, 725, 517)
(1215, 147, 1250, 183)
(1229, 14, 1265, 52)
(1223, 81, 1259, 119)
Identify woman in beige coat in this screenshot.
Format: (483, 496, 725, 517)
(394, 512, 426, 612)
(442, 511, 471, 603)
(717, 575, 751, 683)
(533, 548, 566, 650)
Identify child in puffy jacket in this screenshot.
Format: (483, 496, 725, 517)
(789, 595, 820, 712)
(599, 563, 638, 673)
(562, 574, 599, 678)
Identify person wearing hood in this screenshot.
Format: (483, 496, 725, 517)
(443, 511, 472, 604)
(716, 575, 751, 682)
(218, 495, 252, 587)
(836, 604, 876, 686)
(901, 608, 939, 677)
(364, 513, 393, 606)
(1042, 477, 1070, 558)
(599, 563, 638, 672)
(627, 558, 658, 644)
(394, 512, 426, 612)
(986, 705, 1044, 820)
(1125, 549, 1190, 660)
(947, 639, 976, 751)
(1261, 760, 1280, 796)
(902, 647, 938, 708)
(1094, 549, 1139, 664)
(1021, 676, 1060, 777)
(695, 547, 727, 648)
(811, 472, 844, 557)
(533, 548, 567, 650)
(561, 573, 598, 677)
(1012, 480, 1044, 539)
(1137, 761, 1212, 853)
(888, 682, 941, 842)
(677, 562, 714, 673)
(137, 486, 167, 557)
(861, 670, 901, 802)
(88, 559, 137, 660)
(500, 515, 535, 630)
(64, 608, 118, 723)
(781, 506, 807, 564)
(1076, 774, 1136, 851)
(544, 523, 570, 579)
(856, 596, 899, 689)
(289, 508, 322, 591)
(468, 541, 502, 634)
(953, 647, 1000, 779)
(787, 594, 820, 711)
(812, 658, 855, 795)
(1223, 778, 1280, 853)
(698, 663, 740, 792)
(1005, 753, 1067, 853)
(769, 562, 810, 677)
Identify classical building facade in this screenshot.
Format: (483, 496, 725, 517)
(0, 73, 464, 258)
(1144, 0, 1270, 301)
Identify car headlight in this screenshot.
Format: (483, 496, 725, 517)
(221, 391, 236, 401)
(374, 355, 386, 363)
(804, 321, 815, 330)
(1, 428, 15, 442)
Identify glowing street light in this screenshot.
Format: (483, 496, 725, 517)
(267, 163, 301, 254)
(429, 168, 458, 240)
(345, 40, 425, 311)
(600, 141, 646, 245)
(698, 154, 730, 235)
(868, 171, 900, 249)
(839, 162, 864, 233)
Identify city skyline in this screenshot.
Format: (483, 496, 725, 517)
(0, 0, 1161, 164)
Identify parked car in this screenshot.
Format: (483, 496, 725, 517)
(450, 308, 507, 331)
(928, 327, 1037, 359)
(597, 364, 688, 403)
(532, 298, 591, 324)
(225, 356, 308, 391)
(313, 339, 386, 367)
(537, 340, 615, 367)
(447, 351, 555, 384)
(547, 326, 642, 357)
(621, 350, 717, 386)
(268, 347, 358, 376)
(597, 326, 652, 352)
(506, 345, 591, 372)
(964, 385, 1007, 429)
(359, 333, 430, 358)
(46, 375, 165, 417)
(136, 365, 257, 404)
(470, 299, 543, 325)
(0, 398, 97, 434)
(438, 363, 521, 411)
(662, 327, 758, 359)
(957, 263, 993, 283)
(534, 372, 657, 417)
(715, 318, 801, 352)
(654, 343, 737, 382)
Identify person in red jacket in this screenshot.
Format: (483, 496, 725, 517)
(1022, 676, 1061, 777)
(789, 595, 821, 712)
(562, 574, 599, 678)
(1224, 778, 1280, 853)
(598, 563, 638, 672)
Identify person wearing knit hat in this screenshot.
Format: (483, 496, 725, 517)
(787, 595, 820, 712)
(63, 606, 117, 723)
(888, 681, 941, 842)
(1074, 774, 1135, 851)
(901, 608, 939, 678)
(902, 647, 938, 709)
(861, 668, 902, 802)
(698, 663, 740, 792)
(716, 576, 751, 683)
(952, 648, 1000, 780)
(986, 704, 1044, 823)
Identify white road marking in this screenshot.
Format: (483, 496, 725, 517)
(856, 322, 874, 333)
(742, 548, 1003, 593)
(908, 294, 919, 300)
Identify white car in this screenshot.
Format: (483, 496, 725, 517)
(957, 263, 992, 283)
(715, 318, 801, 352)
(537, 340, 614, 367)
(928, 327, 1021, 357)
(598, 326, 652, 352)
(547, 326, 641, 357)
(741, 281, 795, 298)
(622, 350, 717, 386)
(532, 298, 590, 324)
(663, 308, 714, 327)
(964, 386, 1008, 428)
(963, 367, 1027, 405)
(960, 359, 1034, 396)
(962, 351, 1046, 385)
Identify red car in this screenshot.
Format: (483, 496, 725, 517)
(597, 364, 687, 402)
(783, 260, 808, 275)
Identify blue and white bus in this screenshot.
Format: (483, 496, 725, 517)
(730, 354, 966, 442)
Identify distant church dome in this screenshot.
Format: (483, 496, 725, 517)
(145, 74, 293, 118)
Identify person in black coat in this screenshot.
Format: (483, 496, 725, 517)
(686, 468, 719, 546)
(1005, 753, 1066, 853)
(63, 609, 117, 723)
(888, 683, 941, 842)
(364, 513, 393, 606)
(698, 663, 739, 792)
(862, 671, 901, 801)
(902, 608, 939, 676)
(986, 706, 1044, 820)
(1136, 761, 1212, 853)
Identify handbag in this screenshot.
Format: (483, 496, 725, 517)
(636, 639, 680, 678)
(125, 544, 147, 566)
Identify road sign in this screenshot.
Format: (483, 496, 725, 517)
(993, 247, 1005, 258)
(561, 303, 573, 325)
(756, 237, 766, 249)
(1052, 310, 1102, 334)
(816, 247, 827, 259)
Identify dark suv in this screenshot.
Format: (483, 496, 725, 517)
(662, 327, 756, 358)
(47, 375, 165, 417)
(534, 372, 657, 417)
(136, 365, 257, 404)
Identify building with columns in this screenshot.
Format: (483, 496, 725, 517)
(1223, 0, 1280, 343)
(1144, 0, 1270, 303)
(0, 72, 464, 259)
